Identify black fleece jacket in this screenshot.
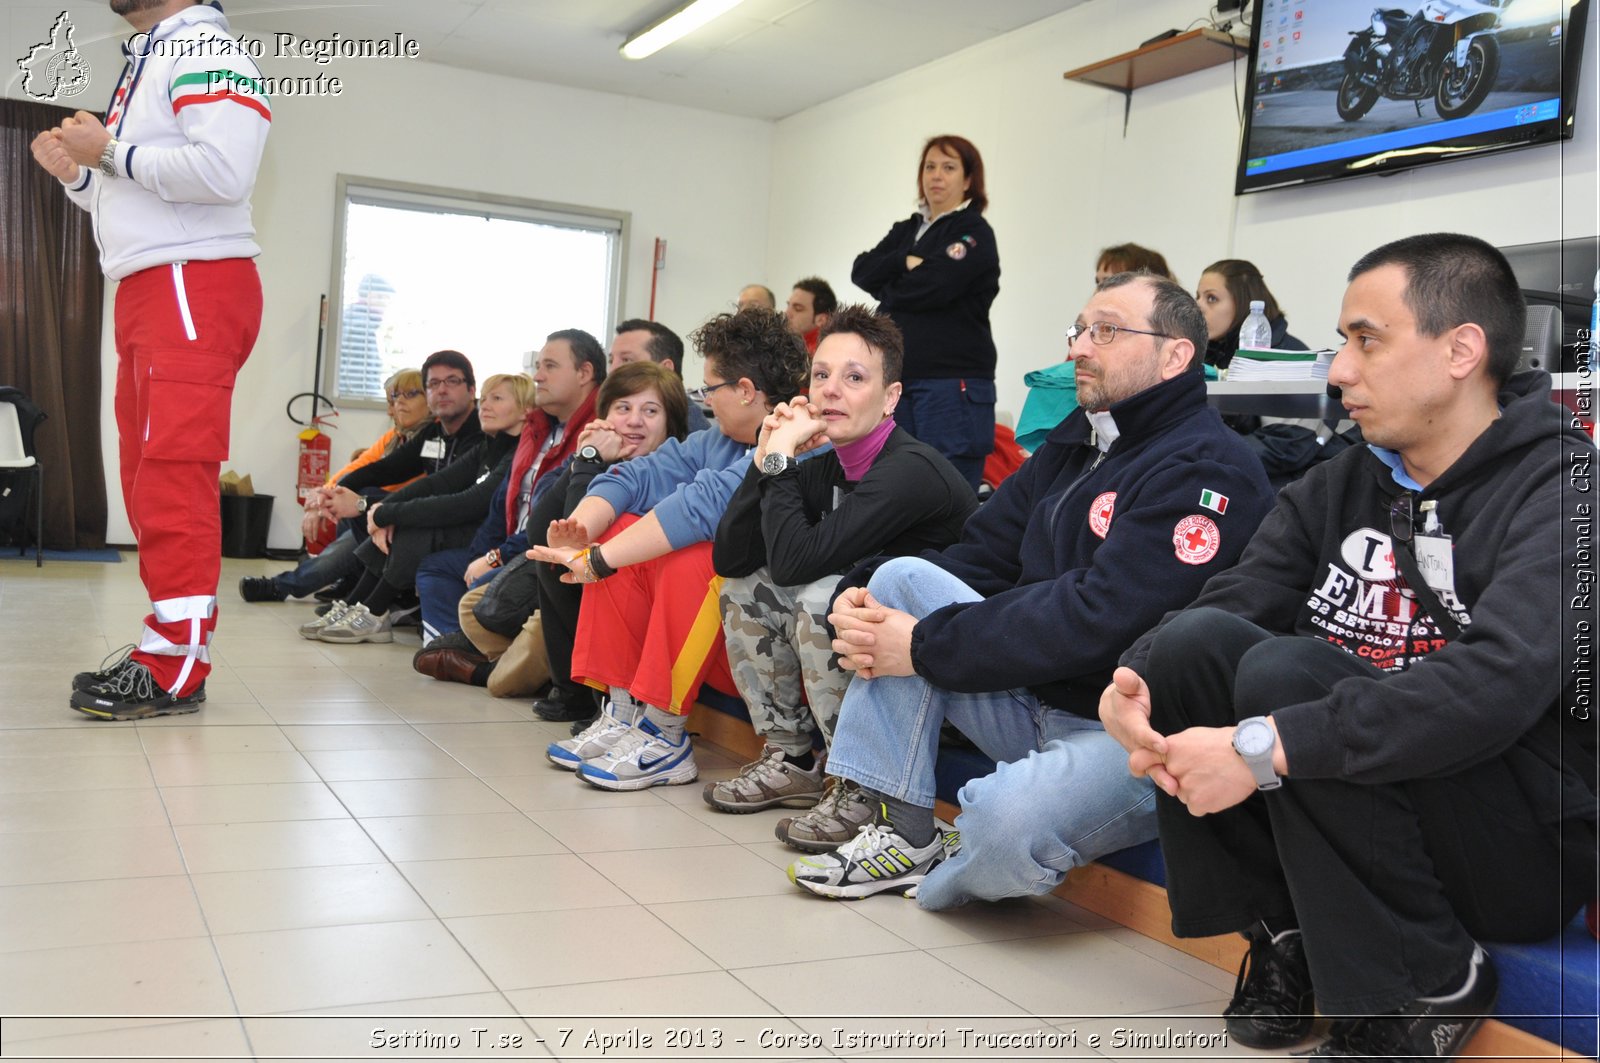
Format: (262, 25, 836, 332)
(851, 207, 1000, 380)
(847, 372, 1274, 718)
(338, 409, 484, 493)
(370, 429, 516, 530)
(1124, 371, 1598, 820)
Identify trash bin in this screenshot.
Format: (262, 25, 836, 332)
(220, 493, 274, 558)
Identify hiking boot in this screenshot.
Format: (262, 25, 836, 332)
(788, 807, 958, 900)
(576, 717, 697, 791)
(548, 699, 643, 771)
(317, 603, 393, 644)
(70, 661, 205, 721)
(703, 744, 825, 813)
(72, 644, 137, 693)
(238, 576, 287, 603)
(1224, 925, 1316, 1048)
(776, 776, 873, 852)
(1309, 946, 1497, 1061)
(300, 600, 351, 639)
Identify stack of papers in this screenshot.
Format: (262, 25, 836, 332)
(1227, 348, 1333, 382)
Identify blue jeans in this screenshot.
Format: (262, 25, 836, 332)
(826, 557, 1157, 911)
(415, 546, 497, 643)
(272, 528, 361, 598)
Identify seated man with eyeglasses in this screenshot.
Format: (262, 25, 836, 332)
(788, 272, 1273, 904)
(1101, 233, 1598, 1061)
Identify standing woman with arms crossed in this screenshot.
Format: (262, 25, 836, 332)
(851, 135, 999, 492)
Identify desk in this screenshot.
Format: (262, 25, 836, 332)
(1209, 372, 1593, 426)
(1206, 379, 1345, 420)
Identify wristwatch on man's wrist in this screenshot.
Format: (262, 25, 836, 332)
(1232, 716, 1281, 791)
(98, 136, 119, 178)
(576, 444, 602, 464)
(355, 495, 369, 515)
(760, 452, 796, 477)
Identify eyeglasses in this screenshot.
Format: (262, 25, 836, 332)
(386, 388, 424, 402)
(687, 381, 734, 403)
(424, 376, 467, 391)
(1067, 321, 1173, 346)
(1389, 493, 1414, 544)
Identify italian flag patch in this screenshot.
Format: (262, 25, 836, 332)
(1199, 489, 1229, 515)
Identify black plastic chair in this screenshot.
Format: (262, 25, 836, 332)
(0, 387, 47, 566)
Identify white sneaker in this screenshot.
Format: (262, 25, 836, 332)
(547, 699, 643, 771)
(788, 810, 959, 900)
(317, 603, 393, 644)
(299, 600, 351, 640)
(577, 717, 697, 791)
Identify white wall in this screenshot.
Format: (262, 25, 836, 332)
(766, 0, 1600, 423)
(51, 54, 773, 548)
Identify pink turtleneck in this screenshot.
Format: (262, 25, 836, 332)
(834, 418, 896, 482)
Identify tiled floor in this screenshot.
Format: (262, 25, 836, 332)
(0, 555, 1295, 1061)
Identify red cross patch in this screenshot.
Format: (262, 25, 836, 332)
(1088, 491, 1116, 539)
(945, 241, 967, 260)
(1172, 515, 1221, 565)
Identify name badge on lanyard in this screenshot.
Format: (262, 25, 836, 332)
(1412, 501, 1457, 598)
(420, 438, 445, 460)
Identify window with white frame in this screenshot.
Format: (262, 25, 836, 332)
(328, 177, 627, 406)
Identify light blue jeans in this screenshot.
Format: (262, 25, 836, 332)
(827, 557, 1157, 911)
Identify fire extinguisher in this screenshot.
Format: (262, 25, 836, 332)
(287, 294, 339, 554)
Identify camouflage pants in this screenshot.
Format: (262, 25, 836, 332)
(719, 569, 850, 757)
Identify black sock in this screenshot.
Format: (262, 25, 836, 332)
(787, 749, 816, 771)
(469, 661, 493, 687)
(346, 570, 381, 605)
(864, 790, 935, 848)
(362, 579, 399, 616)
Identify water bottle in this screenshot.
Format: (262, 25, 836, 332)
(1239, 299, 1273, 351)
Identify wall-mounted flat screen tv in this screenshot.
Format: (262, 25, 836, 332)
(1235, 0, 1591, 194)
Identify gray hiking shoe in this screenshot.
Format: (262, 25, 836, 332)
(704, 744, 825, 813)
(775, 776, 873, 852)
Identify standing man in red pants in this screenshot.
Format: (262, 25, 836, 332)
(31, 0, 271, 719)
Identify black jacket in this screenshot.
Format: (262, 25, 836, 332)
(337, 409, 484, 493)
(852, 207, 1000, 380)
(1125, 371, 1597, 821)
(849, 372, 1274, 717)
(371, 429, 515, 530)
(713, 427, 977, 585)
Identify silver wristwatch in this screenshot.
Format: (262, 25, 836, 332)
(1232, 716, 1281, 791)
(760, 452, 796, 477)
(355, 495, 369, 515)
(98, 136, 119, 178)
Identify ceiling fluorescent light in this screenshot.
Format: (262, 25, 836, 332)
(620, 0, 747, 60)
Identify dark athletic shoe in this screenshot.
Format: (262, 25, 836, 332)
(1310, 945, 1497, 1061)
(1224, 926, 1315, 1049)
(238, 576, 287, 602)
(71, 644, 137, 693)
(70, 661, 205, 721)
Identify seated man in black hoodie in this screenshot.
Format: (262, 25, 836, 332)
(788, 273, 1274, 906)
(1103, 233, 1598, 1061)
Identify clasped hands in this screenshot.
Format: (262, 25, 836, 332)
(1098, 667, 1259, 816)
(30, 111, 112, 182)
(754, 396, 828, 468)
(827, 586, 916, 681)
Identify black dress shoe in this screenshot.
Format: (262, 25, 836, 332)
(534, 691, 597, 722)
(1224, 926, 1315, 1048)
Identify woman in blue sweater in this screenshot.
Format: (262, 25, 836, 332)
(530, 309, 810, 790)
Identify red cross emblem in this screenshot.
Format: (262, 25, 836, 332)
(1088, 491, 1116, 539)
(1172, 515, 1221, 566)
